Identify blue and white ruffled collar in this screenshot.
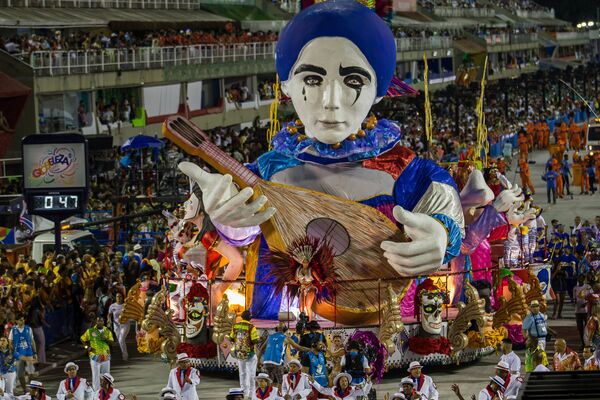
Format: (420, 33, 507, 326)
(271, 119, 402, 165)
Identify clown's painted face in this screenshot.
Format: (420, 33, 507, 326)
(186, 298, 207, 339)
(282, 37, 377, 145)
(420, 292, 444, 335)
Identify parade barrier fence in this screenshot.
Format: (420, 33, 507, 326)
(43, 303, 75, 346)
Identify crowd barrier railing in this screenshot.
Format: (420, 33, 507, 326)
(395, 36, 452, 51)
(0, 0, 202, 9)
(24, 42, 276, 76)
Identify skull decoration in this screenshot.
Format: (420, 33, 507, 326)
(415, 279, 449, 336)
(186, 296, 209, 339)
(185, 283, 210, 341)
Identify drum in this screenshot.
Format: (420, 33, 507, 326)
(529, 263, 552, 300)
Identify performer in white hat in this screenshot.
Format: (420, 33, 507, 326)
(407, 362, 438, 400)
(398, 377, 418, 400)
(166, 353, 201, 400)
(56, 362, 93, 400)
(252, 373, 280, 400)
(93, 373, 123, 400)
(281, 360, 312, 400)
(226, 388, 244, 400)
(477, 376, 505, 400)
(17, 380, 51, 400)
(158, 387, 178, 400)
(495, 361, 522, 400)
(309, 372, 372, 400)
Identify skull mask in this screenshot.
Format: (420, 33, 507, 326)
(186, 296, 208, 339)
(420, 292, 445, 335)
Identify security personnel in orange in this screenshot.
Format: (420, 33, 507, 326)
(536, 121, 545, 150)
(519, 157, 535, 195)
(569, 119, 581, 151)
(518, 130, 529, 161)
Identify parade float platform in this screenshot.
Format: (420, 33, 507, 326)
(188, 307, 494, 373)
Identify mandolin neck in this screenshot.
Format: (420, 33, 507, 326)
(198, 140, 260, 189)
(163, 115, 259, 188)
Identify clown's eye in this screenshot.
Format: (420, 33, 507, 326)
(423, 304, 437, 313)
(344, 75, 364, 89)
(189, 310, 203, 320)
(304, 75, 323, 87)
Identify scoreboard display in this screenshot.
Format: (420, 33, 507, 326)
(22, 133, 89, 217)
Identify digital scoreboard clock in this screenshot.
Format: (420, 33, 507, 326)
(22, 133, 89, 218)
(32, 194, 80, 211)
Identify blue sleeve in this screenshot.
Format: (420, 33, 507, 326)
(432, 213, 462, 264)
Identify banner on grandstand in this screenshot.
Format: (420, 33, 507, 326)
(393, 0, 416, 12)
(187, 81, 203, 112)
(143, 84, 181, 118)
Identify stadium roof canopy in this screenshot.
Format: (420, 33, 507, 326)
(0, 7, 230, 28)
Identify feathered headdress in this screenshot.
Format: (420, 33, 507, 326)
(414, 278, 449, 320)
(266, 235, 338, 302)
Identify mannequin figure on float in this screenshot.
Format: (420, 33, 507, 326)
(178, 0, 465, 320)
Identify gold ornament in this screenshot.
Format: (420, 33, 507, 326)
(332, 142, 342, 149)
(295, 119, 303, 127)
(357, 129, 366, 138)
(448, 281, 486, 356)
(287, 126, 298, 135)
(347, 134, 357, 141)
(492, 278, 528, 329)
(297, 134, 307, 142)
(141, 287, 180, 365)
(119, 281, 144, 324)
(524, 272, 548, 313)
(378, 285, 404, 355)
(212, 294, 236, 345)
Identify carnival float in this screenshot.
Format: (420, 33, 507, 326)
(117, 0, 556, 378)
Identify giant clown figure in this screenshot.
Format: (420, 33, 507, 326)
(179, 0, 464, 322)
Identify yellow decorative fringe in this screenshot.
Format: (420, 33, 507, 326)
(267, 75, 281, 151)
(423, 54, 433, 145)
(475, 57, 489, 165)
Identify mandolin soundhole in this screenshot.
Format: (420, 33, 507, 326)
(306, 218, 350, 256)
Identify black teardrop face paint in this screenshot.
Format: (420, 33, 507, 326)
(302, 86, 306, 101)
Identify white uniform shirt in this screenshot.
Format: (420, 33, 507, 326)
(410, 375, 438, 400)
(500, 352, 521, 374)
(166, 367, 201, 400)
(92, 388, 123, 400)
(311, 381, 372, 400)
(107, 303, 125, 329)
(503, 374, 522, 400)
(533, 364, 550, 372)
(281, 372, 312, 400)
(56, 377, 93, 400)
(17, 395, 52, 400)
(252, 387, 282, 400)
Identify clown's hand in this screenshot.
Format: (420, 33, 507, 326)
(493, 184, 524, 213)
(506, 205, 529, 225)
(179, 162, 275, 228)
(381, 206, 446, 276)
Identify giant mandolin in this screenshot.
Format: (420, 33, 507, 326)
(163, 115, 410, 325)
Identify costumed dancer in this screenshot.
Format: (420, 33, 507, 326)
(309, 372, 372, 400)
(281, 360, 312, 400)
(477, 376, 505, 400)
(229, 311, 260, 398)
(166, 353, 201, 400)
(252, 373, 281, 400)
(178, 0, 464, 322)
(407, 362, 438, 400)
(268, 237, 338, 322)
(80, 316, 114, 391)
(107, 293, 129, 361)
(56, 362, 93, 400)
(93, 374, 123, 400)
(494, 361, 521, 400)
(17, 381, 51, 400)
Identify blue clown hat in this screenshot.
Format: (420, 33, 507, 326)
(276, 0, 397, 97)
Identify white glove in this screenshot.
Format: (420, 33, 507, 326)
(178, 162, 276, 228)
(381, 206, 447, 276)
(506, 205, 529, 225)
(493, 184, 524, 213)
